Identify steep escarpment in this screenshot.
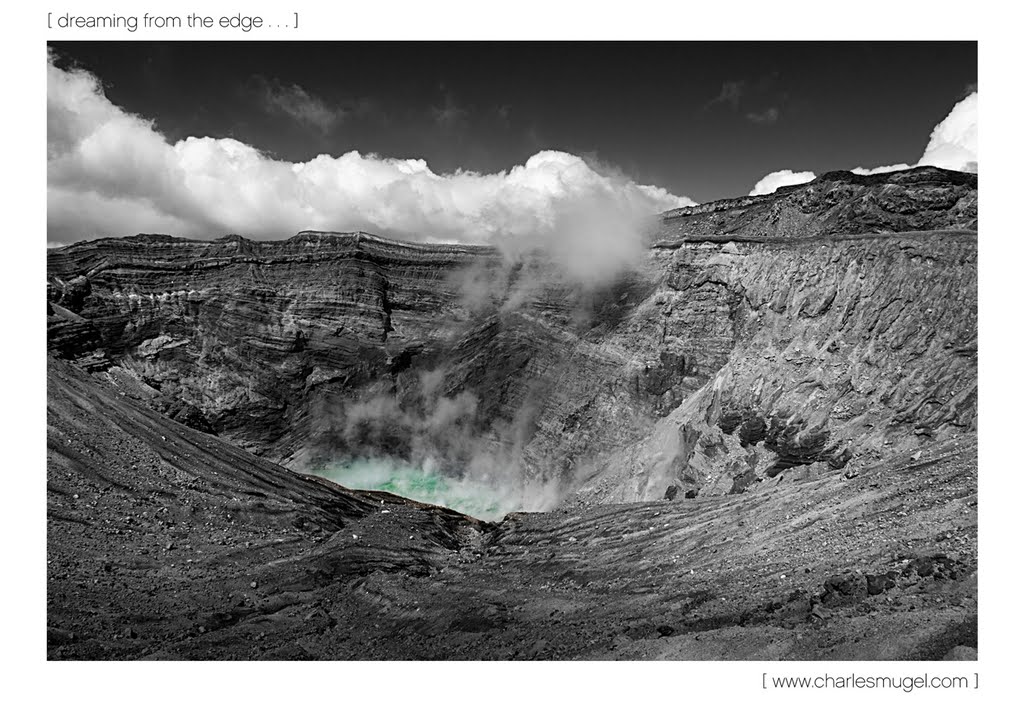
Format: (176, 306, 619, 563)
(46, 166, 977, 508)
(572, 230, 976, 503)
(48, 232, 504, 454)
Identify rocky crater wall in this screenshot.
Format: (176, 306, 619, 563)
(47, 167, 978, 508)
(571, 230, 976, 503)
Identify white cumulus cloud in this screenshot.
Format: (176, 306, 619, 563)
(747, 91, 978, 195)
(918, 92, 978, 173)
(850, 163, 913, 176)
(747, 169, 816, 196)
(47, 56, 694, 283)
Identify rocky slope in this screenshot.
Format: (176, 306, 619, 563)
(572, 229, 976, 504)
(48, 356, 976, 660)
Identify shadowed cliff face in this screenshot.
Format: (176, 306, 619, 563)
(47, 166, 977, 510)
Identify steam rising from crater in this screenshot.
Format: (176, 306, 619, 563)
(314, 457, 537, 520)
(303, 370, 560, 518)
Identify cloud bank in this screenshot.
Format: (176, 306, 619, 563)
(47, 56, 693, 271)
(747, 91, 978, 195)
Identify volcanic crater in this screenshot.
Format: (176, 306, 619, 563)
(47, 166, 978, 660)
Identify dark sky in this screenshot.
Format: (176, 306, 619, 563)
(48, 41, 977, 202)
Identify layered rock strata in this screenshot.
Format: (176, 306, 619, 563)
(46, 167, 977, 506)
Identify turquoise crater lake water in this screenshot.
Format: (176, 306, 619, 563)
(313, 457, 523, 520)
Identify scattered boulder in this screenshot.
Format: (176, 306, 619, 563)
(865, 572, 897, 595)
